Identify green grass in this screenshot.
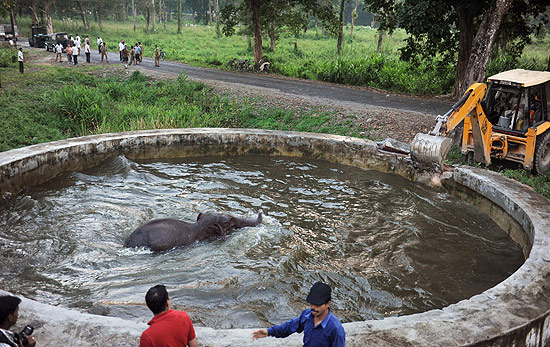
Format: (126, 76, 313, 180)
(0, 48, 364, 153)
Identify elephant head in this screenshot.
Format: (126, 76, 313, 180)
(196, 209, 263, 240)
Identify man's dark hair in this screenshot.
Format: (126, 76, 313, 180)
(0, 295, 21, 324)
(145, 285, 169, 315)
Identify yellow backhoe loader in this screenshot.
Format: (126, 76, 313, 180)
(411, 69, 550, 174)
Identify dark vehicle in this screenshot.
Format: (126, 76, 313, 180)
(29, 25, 48, 48)
(45, 32, 69, 52)
(0, 24, 18, 41)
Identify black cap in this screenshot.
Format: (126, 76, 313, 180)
(306, 282, 331, 305)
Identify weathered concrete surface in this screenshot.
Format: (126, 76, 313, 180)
(1, 129, 549, 346)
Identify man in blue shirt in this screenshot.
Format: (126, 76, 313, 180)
(252, 282, 345, 346)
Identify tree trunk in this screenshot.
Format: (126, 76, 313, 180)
(215, 0, 220, 37)
(29, 0, 40, 25)
(208, 0, 212, 26)
(177, 0, 182, 34)
(461, 0, 512, 94)
(377, 30, 385, 53)
(269, 24, 275, 51)
(158, 0, 162, 25)
(337, 0, 345, 54)
(350, 0, 358, 38)
(97, 2, 103, 32)
(9, 7, 16, 45)
(151, 0, 156, 31)
(146, 8, 150, 34)
(453, 3, 475, 97)
(245, 0, 263, 65)
(132, 0, 137, 32)
(11, 6, 18, 28)
(45, 0, 53, 34)
(77, 0, 89, 30)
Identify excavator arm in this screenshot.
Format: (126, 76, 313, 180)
(410, 82, 492, 168)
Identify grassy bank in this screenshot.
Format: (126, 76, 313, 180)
(0, 47, 363, 152)
(1, 46, 548, 198)
(10, 16, 550, 96)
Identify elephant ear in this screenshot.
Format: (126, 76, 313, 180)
(215, 223, 226, 240)
(197, 213, 203, 222)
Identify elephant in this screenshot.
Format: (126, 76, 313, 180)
(123, 210, 263, 252)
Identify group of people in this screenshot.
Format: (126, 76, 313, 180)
(0, 281, 345, 347)
(53, 34, 92, 65)
(117, 40, 144, 68)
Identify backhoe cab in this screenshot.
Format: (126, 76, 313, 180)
(411, 69, 550, 174)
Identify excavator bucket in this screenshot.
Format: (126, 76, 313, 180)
(410, 133, 453, 168)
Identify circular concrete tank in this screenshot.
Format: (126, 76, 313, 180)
(0, 128, 549, 346)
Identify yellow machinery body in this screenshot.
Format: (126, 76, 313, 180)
(411, 69, 550, 174)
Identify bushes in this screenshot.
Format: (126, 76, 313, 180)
(315, 54, 454, 94)
(0, 46, 16, 67)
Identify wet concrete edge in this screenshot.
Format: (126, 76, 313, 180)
(0, 128, 549, 346)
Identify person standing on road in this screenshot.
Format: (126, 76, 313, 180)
(252, 282, 346, 347)
(129, 45, 136, 66)
(84, 41, 91, 63)
(138, 42, 143, 64)
(17, 48, 24, 73)
(118, 40, 125, 61)
(72, 43, 78, 65)
(75, 35, 81, 55)
(55, 43, 63, 62)
(100, 42, 109, 63)
(122, 44, 129, 68)
(154, 45, 160, 67)
(66, 44, 73, 64)
(97, 36, 103, 54)
(134, 43, 141, 65)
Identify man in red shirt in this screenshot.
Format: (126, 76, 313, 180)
(140, 285, 197, 347)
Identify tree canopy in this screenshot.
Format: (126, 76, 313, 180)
(366, 0, 550, 96)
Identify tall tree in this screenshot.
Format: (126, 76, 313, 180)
(244, 0, 262, 65)
(336, 0, 346, 54)
(368, 0, 550, 97)
(221, 0, 339, 65)
(178, 0, 182, 33)
(132, 0, 137, 32)
(28, 0, 40, 25)
(44, 0, 53, 34)
(462, 0, 512, 89)
(215, 0, 220, 37)
(77, 0, 89, 30)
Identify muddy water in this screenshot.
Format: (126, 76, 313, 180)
(0, 155, 523, 328)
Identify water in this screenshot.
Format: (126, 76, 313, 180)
(0, 155, 523, 328)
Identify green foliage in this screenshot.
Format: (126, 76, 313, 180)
(0, 46, 16, 67)
(502, 169, 550, 199)
(315, 53, 454, 94)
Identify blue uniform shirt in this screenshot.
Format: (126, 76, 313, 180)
(267, 308, 345, 347)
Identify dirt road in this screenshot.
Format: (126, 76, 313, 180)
(30, 42, 455, 142)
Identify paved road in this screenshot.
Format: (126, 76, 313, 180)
(31, 41, 453, 115)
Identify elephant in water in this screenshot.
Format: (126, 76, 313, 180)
(123, 210, 263, 252)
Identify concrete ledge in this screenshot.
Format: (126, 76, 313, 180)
(1, 129, 549, 346)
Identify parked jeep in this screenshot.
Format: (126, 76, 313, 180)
(29, 25, 48, 48)
(45, 32, 69, 52)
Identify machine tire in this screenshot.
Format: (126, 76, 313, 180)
(533, 131, 550, 175)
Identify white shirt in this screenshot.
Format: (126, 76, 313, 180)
(85, 43, 90, 53)
(0, 328, 16, 347)
(119, 42, 125, 51)
(56, 43, 63, 53)
(72, 46, 78, 56)
(97, 37, 102, 46)
(17, 50, 23, 62)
